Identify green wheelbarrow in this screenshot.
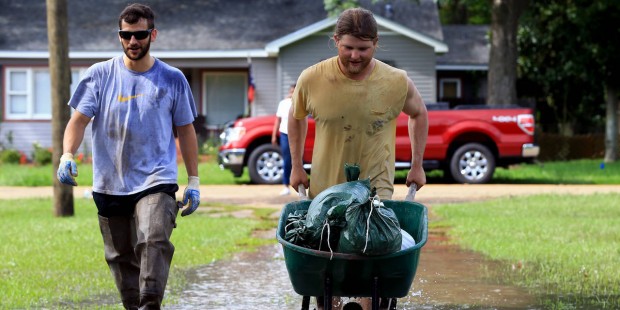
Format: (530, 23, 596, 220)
(276, 196, 428, 310)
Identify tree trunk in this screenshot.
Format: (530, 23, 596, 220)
(487, 0, 528, 106)
(604, 82, 618, 162)
(47, 0, 74, 216)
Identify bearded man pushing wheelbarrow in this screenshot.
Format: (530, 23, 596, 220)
(287, 7, 429, 310)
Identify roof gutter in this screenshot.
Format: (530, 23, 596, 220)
(0, 49, 270, 60)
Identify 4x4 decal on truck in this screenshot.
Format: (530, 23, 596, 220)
(491, 114, 535, 135)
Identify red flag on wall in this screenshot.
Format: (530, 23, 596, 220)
(248, 64, 256, 104)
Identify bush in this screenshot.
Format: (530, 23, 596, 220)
(32, 144, 52, 166)
(0, 149, 21, 164)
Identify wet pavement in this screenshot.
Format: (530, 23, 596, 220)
(165, 231, 542, 310)
(165, 244, 298, 310)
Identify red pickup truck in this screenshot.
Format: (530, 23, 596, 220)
(218, 104, 539, 184)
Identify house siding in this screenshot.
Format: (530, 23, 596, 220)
(0, 121, 93, 158)
(375, 34, 437, 103)
(249, 58, 278, 117)
(279, 33, 335, 99)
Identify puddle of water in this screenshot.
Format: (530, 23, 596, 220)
(398, 231, 541, 309)
(164, 232, 544, 310)
(164, 244, 302, 310)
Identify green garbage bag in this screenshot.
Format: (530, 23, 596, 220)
(284, 210, 309, 246)
(303, 178, 372, 251)
(338, 198, 402, 256)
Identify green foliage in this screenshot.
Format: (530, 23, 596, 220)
(324, 0, 360, 17)
(436, 0, 491, 24)
(0, 149, 21, 164)
(199, 138, 220, 156)
(32, 143, 52, 166)
(434, 194, 620, 307)
(518, 1, 620, 134)
(0, 130, 14, 150)
(0, 198, 275, 308)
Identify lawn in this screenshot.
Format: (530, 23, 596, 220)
(433, 193, 620, 308)
(2, 158, 620, 186)
(1, 158, 619, 308)
(0, 198, 276, 309)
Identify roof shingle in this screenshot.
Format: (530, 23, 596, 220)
(0, 0, 441, 52)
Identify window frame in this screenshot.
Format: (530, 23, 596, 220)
(439, 78, 462, 99)
(4, 66, 84, 121)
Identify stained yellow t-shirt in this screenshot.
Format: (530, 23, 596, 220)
(293, 56, 408, 199)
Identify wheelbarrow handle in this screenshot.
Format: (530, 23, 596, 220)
(297, 184, 309, 200)
(405, 183, 417, 202)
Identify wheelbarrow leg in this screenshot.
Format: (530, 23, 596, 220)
(380, 297, 398, 310)
(389, 298, 397, 310)
(324, 276, 332, 310)
(372, 277, 379, 310)
(301, 296, 310, 310)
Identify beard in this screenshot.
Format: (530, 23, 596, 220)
(339, 55, 372, 75)
(123, 38, 151, 61)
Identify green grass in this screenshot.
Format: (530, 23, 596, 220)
(493, 159, 620, 184)
(3, 158, 620, 186)
(394, 159, 620, 185)
(433, 194, 620, 308)
(0, 160, 249, 186)
(0, 198, 276, 309)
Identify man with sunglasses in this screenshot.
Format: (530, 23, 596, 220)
(57, 3, 200, 309)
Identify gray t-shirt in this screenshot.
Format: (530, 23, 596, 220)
(69, 56, 197, 195)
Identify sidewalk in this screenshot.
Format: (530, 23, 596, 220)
(1, 184, 619, 207)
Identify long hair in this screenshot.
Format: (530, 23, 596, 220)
(334, 8, 378, 41)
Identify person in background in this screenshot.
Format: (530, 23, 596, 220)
(287, 7, 428, 310)
(272, 84, 296, 196)
(56, 3, 200, 308)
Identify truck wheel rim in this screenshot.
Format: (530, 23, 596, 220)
(458, 150, 488, 181)
(256, 151, 283, 182)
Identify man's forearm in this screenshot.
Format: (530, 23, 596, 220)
(63, 112, 90, 154)
(409, 111, 428, 168)
(177, 124, 199, 177)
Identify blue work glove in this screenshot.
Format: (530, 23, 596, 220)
(181, 176, 200, 216)
(57, 153, 78, 186)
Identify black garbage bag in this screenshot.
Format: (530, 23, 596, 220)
(338, 197, 402, 256)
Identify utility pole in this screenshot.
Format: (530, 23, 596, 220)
(47, 0, 74, 216)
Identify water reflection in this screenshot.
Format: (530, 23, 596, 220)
(165, 244, 301, 310)
(165, 233, 543, 309)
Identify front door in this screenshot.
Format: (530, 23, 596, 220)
(202, 72, 247, 130)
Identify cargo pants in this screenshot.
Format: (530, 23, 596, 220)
(97, 192, 178, 309)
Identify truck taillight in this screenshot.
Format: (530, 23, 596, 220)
(517, 114, 535, 136)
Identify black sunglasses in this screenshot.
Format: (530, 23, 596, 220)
(118, 29, 153, 40)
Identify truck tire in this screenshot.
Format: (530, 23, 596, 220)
(448, 143, 495, 184)
(247, 144, 284, 184)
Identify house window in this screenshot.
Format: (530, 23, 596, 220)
(4, 67, 83, 120)
(439, 78, 461, 98)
